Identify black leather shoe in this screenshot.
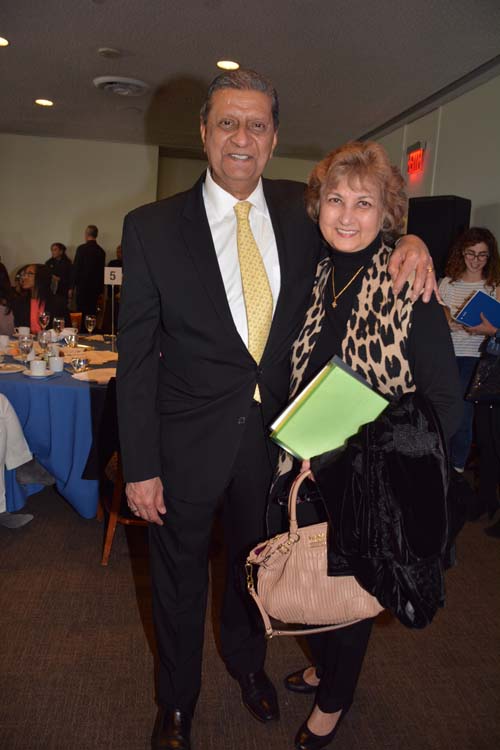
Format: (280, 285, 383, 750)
(294, 708, 348, 750)
(151, 707, 191, 750)
(238, 670, 279, 722)
(284, 668, 318, 694)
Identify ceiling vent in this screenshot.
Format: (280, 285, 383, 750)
(93, 76, 149, 97)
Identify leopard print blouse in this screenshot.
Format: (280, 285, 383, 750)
(275, 243, 416, 484)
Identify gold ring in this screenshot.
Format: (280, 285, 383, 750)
(426, 266, 434, 274)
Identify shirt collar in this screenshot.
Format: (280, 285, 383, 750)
(203, 168, 268, 221)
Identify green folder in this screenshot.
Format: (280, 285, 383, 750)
(270, 356, 388, 459)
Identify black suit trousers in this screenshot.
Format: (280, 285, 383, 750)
(149, 403, 276, 713)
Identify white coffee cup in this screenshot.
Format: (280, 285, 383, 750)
(15, 326, 30, 336)
(61, 327, 78, 338)
(30, 359, 47, 376)
(48, 355, 64, 373)
(0, 334, 9, 350)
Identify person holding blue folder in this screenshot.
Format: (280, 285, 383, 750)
(439, 227, 500, 473)
(270, 141, 462, 750)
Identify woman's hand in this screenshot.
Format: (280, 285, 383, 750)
(466, 313, 498, 337)
(301, 459, 315, 481)
(388, 235, 437, 303)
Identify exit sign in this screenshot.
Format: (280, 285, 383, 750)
(406, 142, 426, 175)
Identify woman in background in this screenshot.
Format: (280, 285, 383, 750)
(11, 264, 69, 333)
(438, 228, 500, 474)
(0, 265, 14, 336)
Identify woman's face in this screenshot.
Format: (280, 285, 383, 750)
(463, 241, 489, 276)
(319, 176, 385, 253)
(20, 264, 36, 291)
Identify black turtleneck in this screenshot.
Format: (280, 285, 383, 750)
(304, 234, 462, 440)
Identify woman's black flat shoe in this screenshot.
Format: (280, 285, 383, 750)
(284, 668, 318, 694)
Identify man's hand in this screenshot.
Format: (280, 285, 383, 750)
(466, 313, 497, 337)
(388, 234, 437, 303)
(126, 476, 166, 525)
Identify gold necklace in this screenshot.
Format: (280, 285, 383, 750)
(331, 265, 365, 308)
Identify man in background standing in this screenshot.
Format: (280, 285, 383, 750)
(45, 242, 73, 302)
(73, 225, 105, 326)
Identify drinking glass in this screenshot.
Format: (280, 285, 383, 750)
(70, 357, 88, 373)
(18, 335, 34, 365)
(39, 311, 51, 330)
(37, 330, 51, 354)
(85, 314, 97, 334)
(53, 317, 64, 336)
(64, 333, 78, 348)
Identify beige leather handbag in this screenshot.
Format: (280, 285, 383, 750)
(246, 471, 384, 638)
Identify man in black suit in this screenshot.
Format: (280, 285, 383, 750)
(73, 224, 105, 325)
(116, 69, 434, 750)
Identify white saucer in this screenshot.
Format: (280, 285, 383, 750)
(22, 369, 56, 379)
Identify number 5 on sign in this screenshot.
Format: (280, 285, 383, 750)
(104, 267, 123, 285)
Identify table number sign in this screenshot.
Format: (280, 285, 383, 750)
(104, 267, 123, 285)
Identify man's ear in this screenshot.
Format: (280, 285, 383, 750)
(270, 129, 278, 158)
(200, 120, 206, 151)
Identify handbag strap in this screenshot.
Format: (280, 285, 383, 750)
(287, 469, 312, 535)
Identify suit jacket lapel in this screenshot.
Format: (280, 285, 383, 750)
(181, 175, 250, 350)
(262, 179, 293, 358)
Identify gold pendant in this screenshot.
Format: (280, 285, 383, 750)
(331, 299, 337, 308)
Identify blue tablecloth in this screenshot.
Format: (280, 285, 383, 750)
(0, 344, 115, 519)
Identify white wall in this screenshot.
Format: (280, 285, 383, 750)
(378, 73, 500, 239)
(0, 134, 159, 276)
(157, 154, 317, 200)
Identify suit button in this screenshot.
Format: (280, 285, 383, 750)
(237, 417, 246, 425)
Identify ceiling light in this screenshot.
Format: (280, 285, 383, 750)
(0, 37, 9, 47)
(35, 99, 54, 107)
(217, 60, 240, 71)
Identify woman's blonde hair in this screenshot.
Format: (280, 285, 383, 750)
(306, 140, 407, 243)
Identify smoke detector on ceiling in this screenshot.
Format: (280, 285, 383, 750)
(93, 76, 149, 97)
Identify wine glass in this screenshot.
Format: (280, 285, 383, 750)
(39, 311, 51, 330)
(18, 334, 34, 365)
(53, 317, 64, 336)
(64, 333, 78, 348)
(85, 314, 97, 334)
(37, 330, 51, 355)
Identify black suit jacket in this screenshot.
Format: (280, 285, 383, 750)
(116, 174, 321, 502)
(73, 240, 106, 297)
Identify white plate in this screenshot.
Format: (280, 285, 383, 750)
(0, 363, 24, 374)
(22, 369, 56, 379)
(71, 367, 116, 384)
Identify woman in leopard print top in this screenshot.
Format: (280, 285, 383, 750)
(278, 141, 462, 750)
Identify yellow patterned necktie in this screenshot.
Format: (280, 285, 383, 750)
(234, 200, 273, 401)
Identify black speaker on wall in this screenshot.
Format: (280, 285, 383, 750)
(407, 195, 471, 279)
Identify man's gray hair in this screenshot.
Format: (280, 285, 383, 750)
(200, 69, 279, 130)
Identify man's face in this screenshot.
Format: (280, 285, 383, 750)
(200, 89, 278, 199)
(51, 244, 63, 260)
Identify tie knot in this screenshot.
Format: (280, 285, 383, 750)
(234, 201, 252, 221)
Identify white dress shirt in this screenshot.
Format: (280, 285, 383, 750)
(202, 168, 281, 348)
